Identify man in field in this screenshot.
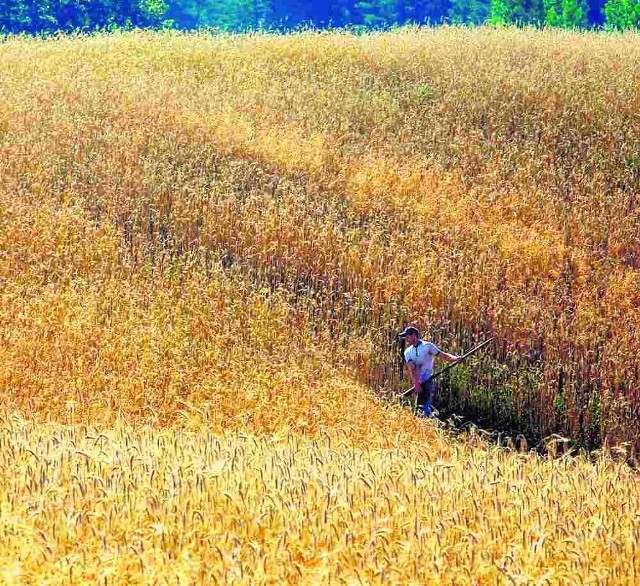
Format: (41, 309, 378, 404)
(398, 326, 461, 417)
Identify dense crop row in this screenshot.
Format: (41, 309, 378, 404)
(0, 416, 638, 584)
(0, 28, 639, 584)
(1, 28, 637, 445)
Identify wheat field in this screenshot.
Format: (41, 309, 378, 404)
(0, 27, 639, 584)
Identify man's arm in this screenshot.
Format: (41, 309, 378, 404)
(406, 362, 422, 390)
(438, 351, 461, 364)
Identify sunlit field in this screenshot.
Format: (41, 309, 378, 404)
(0, 417, 638, 584)
(0, 27, 638, 583)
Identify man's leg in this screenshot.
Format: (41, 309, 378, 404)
(416, 381, 435, 416)
(425, 380, 435, 414)
(416, 382, 429, 416)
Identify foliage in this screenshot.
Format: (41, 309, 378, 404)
(449, 0, 492, 23)
(0, 0, 636, 32)
(544, 0, 590, 26)
(604, 0, 640, 28)
(0, 0, 169, 33)
(490, 0, 545, 24)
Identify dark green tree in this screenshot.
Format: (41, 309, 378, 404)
(1, 0, 616, 34)
(355, 0, 397, 26)
(587, 0, 606, 24)
(544, 0, 589, 26)
(449, 0, 491, 23)
(0, 0, 168, 33)
(490, 0, 544, 23)
(604, 0, 640, 27)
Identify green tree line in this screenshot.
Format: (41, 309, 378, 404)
(0, 0, 638, 36)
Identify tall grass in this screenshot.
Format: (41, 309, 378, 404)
(0, 27, 639, 583)
(2, 27, 637, 445)
(0, 415, 637, 584)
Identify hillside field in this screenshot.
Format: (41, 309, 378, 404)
(0, 28, 638, 584)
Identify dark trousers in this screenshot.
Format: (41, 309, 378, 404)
(417, 380, 435, 410)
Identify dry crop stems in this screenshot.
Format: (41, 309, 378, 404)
(2, 29, 640, 440)
(0, 416, 638, 584)
(0, 28, 639, 584)
(3, 27, 634, 445)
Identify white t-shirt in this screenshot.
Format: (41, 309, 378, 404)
(404, 340, 441, 383)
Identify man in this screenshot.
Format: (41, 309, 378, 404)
(398, 326, 461, 417)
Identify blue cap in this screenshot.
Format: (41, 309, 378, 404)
(398, 326, 419, 338)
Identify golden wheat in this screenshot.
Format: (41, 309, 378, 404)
(0, 415, 637, 585)
(0, 27, 639, 584)
(3, 27, 638, 442)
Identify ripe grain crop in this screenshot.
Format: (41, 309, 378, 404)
(0, 27, 639, 584)
(2, 27, 637, 445)
(0, 415, 638, 585)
